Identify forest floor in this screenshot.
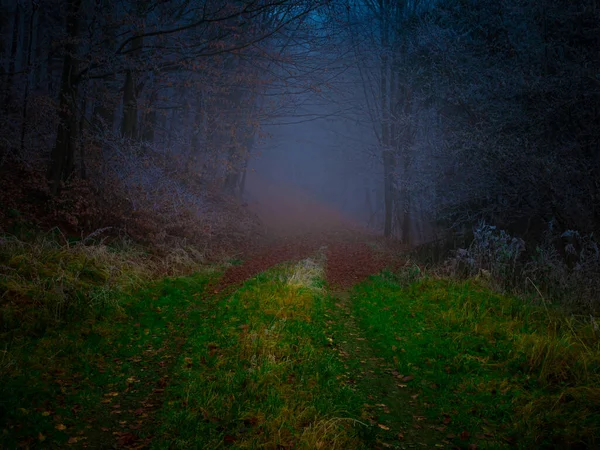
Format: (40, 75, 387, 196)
(2, 226, 599, 449)
(2, 185, 599, 449)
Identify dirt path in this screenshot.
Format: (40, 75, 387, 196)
(226, 176, 403, 290)
(215, 228, 443, 448)
(219, 227, 405, 290)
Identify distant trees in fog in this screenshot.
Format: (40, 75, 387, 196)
(342, 0, 599, 242)
(0, 0, 326, 201)
(1, 0, 598, 246)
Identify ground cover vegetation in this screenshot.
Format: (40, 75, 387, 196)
(1, 0, 599, 448)
(2, 241, 598, 448)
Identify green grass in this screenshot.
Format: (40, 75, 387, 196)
(0, 272, 216, 448)
(152, 256, 370, 449)
(350, 270, 600, 449)
(0, 254, 373, 449)
(2, 234, 598, 449)
(0, 231, 206, 338)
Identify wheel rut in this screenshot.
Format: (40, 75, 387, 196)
(216, 228, 439, 448)
(328, 290, 443, 449)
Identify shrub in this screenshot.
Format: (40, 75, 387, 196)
(444, 220, 600, 313)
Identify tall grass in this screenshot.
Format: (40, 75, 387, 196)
(0, 229, 206, 337)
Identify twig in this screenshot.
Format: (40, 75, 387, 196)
(81, 227, 113, 244)
(526, 277, 550, 319)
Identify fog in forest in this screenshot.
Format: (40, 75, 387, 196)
(1, 0, 598, 264)
(1, 2, 600, 446)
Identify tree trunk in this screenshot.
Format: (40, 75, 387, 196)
(4, 3, 20, 106)
(379, 0, 395, 238)
(92, 75, 119, 133)
(238, 133, 254, 198)
(190, 101, 203, 155)
(121, 70, 136, 138)
(383, 150, 395, 237)
(166, 108, 178, 148)
(400, 85, 413, 245)
(78, 94, 88, 179)
(120, 35, 143, 139)
(365, 185, 373, 227)
(47, 0, 82, 195)
(141, 108, 156, 143)
(223, 143, 240, 194)
(19, 4, 37, 155)
(32, 5, 43, 90)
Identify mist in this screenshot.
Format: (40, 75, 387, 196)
(2, 1, 600, 447)
(0, 0, 598, 285)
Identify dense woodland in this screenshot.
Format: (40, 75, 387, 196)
(0, 0, 599, 307)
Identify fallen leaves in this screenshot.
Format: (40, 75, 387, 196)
(113, 431, 138, 446)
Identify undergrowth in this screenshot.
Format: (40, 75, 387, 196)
(430, 220, 600, 313)
(0, 229, 207, 338)
(352, 269, 600, 448)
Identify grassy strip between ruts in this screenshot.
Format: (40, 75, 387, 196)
(0, 271, 217, 448)
(350, 270, 600, 449)
(151, 252, 371, 449)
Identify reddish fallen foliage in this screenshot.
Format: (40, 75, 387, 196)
(217, 229, 403, 292)
(217, 235, 323, 290)
(216, 177, 404, 291)
(325, 240, 393, 290)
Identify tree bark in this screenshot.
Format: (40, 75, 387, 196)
(92, 79, 117, 132)
(120, 35, 143, 139)
(121, 69, 137, 138)
(4, 3, 20, 106)
(47, 0, 82, 195)
(237, 132, 254, 198)
(19, 3, 37, 155)
(400, 85, 413, 245)
(380, 0, 394, 238)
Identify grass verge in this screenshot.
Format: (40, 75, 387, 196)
(0, 272, 216, 448)
(350, 270, 600, 449)
(0, 230, 207, 338)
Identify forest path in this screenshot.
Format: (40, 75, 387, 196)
(3, 222, 589, 448)
(326, 289, 445, 449)
(219, 226, 405, 292)
(214, 228, 449, 448)
(2, 226, 422, 449)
